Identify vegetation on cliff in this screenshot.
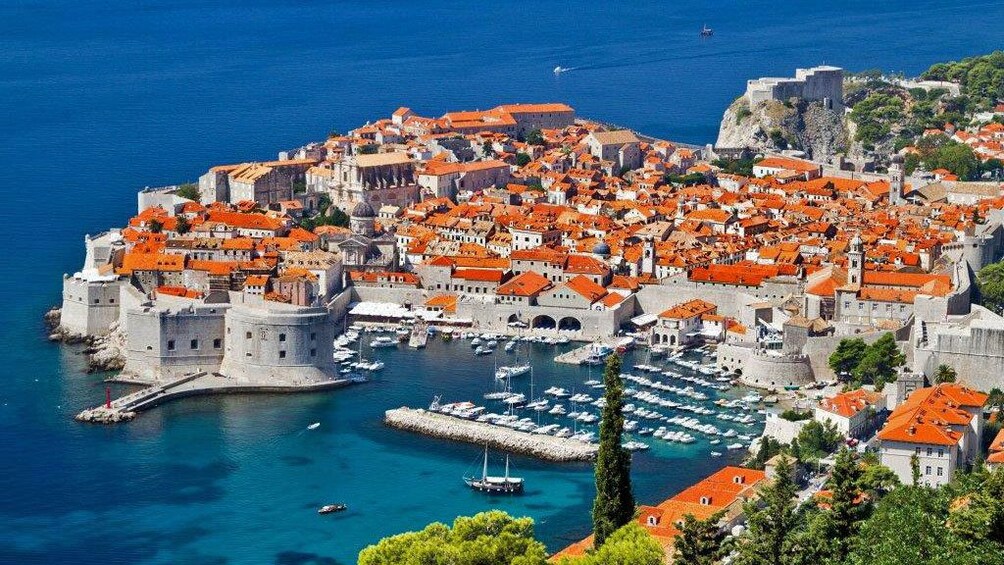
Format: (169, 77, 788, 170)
(922, 51, 1004, 110)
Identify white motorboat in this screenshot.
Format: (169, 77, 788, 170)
(495, 364, 532, 380)
(369, 336, 397, 348)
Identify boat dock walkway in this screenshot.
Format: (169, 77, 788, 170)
(384, 407, 598, 462)
(74, 373, 352, 424)
(553, 338, 622, 365)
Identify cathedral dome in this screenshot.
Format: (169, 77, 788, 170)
(592, 241, 611, 256)
(351, 201, 375, 218)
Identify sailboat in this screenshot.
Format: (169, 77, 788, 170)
(464, 445, 524, 494)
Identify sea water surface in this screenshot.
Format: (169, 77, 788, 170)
(2, 1, 1003, 563)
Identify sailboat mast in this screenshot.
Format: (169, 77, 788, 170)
(482, 445, 489, 480)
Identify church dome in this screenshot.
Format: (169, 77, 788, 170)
(351, 201, 375, 218)
(592, 241, 611, 256)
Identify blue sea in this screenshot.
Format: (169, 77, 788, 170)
(2, 1, 1002, 563)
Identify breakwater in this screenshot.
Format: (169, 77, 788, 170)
(384, 407, 598, 462)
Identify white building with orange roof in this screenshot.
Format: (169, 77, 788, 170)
(878, 382, 987, 487)
(814, 388, 885, 438)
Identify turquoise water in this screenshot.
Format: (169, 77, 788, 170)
(3, 0, 1004, 562)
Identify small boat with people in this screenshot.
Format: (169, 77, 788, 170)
(318, 503, 347, 514)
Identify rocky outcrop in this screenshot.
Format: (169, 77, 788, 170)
(716, 97, 849, 161)
(75, 407, 136, 424)
(45, 307, 87, 344)
(62, 321, 127, 373)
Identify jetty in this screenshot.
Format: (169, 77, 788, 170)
(384, 407, 598, 462)
(408, 324, 429, 348)
(554, 338, 623, 365)
(75, 372, 352, 424)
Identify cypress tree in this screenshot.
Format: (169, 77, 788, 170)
(592, 353, 634, 548)
(674, 510, 726, 565)
(735, 455, 799, 565)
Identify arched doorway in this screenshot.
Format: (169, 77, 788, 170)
(558, 317, 582, 332)
(532, 315, 556, 330)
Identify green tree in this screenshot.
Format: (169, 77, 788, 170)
(482, 140, 496, 157)
(673, 510, 725, 565)
(358, 143, 379, 154)
(977, 261, 1004, 314)
(516, 152, 532, 167)
(560, 523, 664, 565)
(852, 333, 904, 390)
(857, 462, 900, 495)
(175, 215, 191, 235)
(148, 218, 164, 233)
(592, 354, 634, 548)
(796, 419, 842, 461)
(357, 510, 547, 565)
(911, 453, 921, 487)
(175, 183, 200, 201)
(734, 455, 801, 565)
(526, 129, 545, 146)
(828, 338, 867, 380)
(811, 448, 867, 562)
(925, 141, 981, 180)
(747, 436, 784, 470)
(934, 364, 957, 384)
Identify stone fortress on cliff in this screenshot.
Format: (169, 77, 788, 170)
(744, 65, 845, 110)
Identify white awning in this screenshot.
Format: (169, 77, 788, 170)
(630, 313, 658, 327)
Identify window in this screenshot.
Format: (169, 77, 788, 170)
(279, 333, 286, 342)
(925, 466, 931, 475)
(167, 340, 175, 351)
(915, 447, 921, 455)
(310, 348, 316, 357)
(213, 339, 222, 349)
(190, 339, 198, 350)
(938, 448, 944, 458)
(937, 467, 943, 477)
(246, 331, 252, 339)
(110, 299, 115, 304)
(279, 351, 286, 359)
(93, 298, 100, 304)
(310, 332, 316, 341)
(927, 447, 933, 457)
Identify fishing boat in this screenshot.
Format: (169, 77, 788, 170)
(700, 24, 714, 37)
(553, 65, 570, 74)
(464, 446, 524, 494)
(318, 503, 347, 514)
(475, 346, 493, 355)
(307, 422, 320, 430)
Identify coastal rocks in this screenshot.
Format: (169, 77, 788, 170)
(81, 322, 127, 372)
(384, 407, 598, 462)
(74, 407, 136, 424)
(716, 97, 848, 161)
(45, 307, 86, 344)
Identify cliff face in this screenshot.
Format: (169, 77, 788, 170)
(716, 97, 849, 161)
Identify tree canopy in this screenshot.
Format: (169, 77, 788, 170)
(977, 261, 1004, 314)
(851, 333, 905, 390)
(357, 510, 547, 565)
(828, 338, 867, 379)
(175, 182, 200, 201)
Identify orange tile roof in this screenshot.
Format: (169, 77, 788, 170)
(659, 298, 717, 320)
(819, 389, 883, 418)
(564, 275, 607, 302)
(118, 253, 185, 275)
(497, 271, 552, 297)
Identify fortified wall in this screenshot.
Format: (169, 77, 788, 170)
(745, 66, 844, 110)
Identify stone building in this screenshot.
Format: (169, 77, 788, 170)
(309, 152, 420, 212)
(587, 130, 642, 172)
(745, 66, 844, 110)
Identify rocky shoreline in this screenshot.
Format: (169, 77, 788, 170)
(45, 307, 126, 372)
(384, 407, 598, 462)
